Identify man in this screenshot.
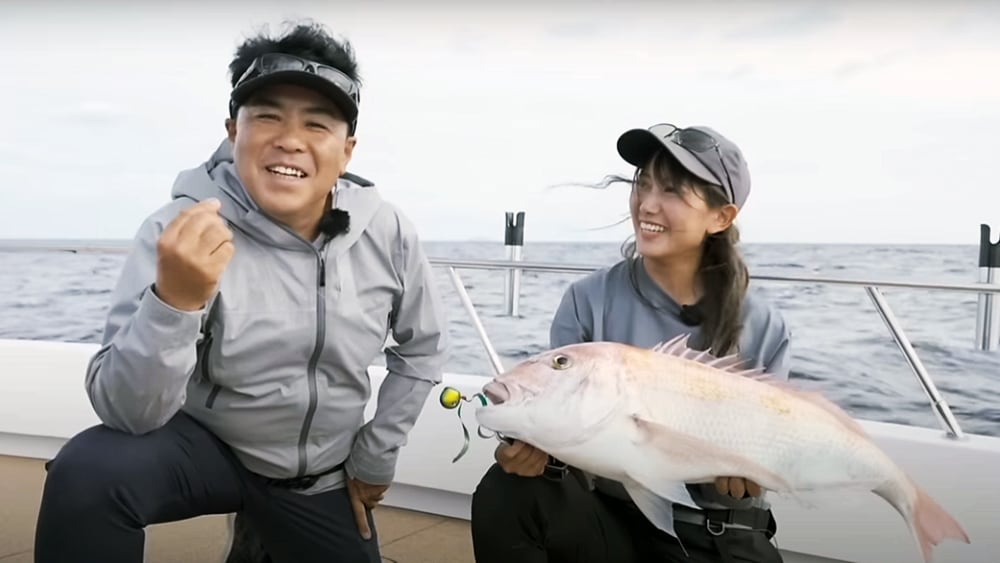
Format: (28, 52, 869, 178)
(33, 21, 449, 563)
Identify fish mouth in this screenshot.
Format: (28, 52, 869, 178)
(482, 381, 511, 405)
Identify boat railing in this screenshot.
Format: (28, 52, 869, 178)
(433, 257, 1000, 443)
(4, 240, 1000, 441)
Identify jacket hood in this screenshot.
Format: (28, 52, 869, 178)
(169, 138, 382, 255)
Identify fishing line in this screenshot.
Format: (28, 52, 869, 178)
(438, 387, 496, 462)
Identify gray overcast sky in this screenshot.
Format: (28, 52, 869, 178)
(2, 0, 998, 244)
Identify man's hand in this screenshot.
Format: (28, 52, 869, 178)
(714, 476, 763, 499)
(155, 198, 235, 311)
(495, 440, 549, 477)
(347, 476, 389, 540)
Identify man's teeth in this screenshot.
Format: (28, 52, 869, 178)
(267, 165, 306, 178)
(640, 222, 665, 233)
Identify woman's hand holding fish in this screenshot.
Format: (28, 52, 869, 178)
(495, 440, 549, 477)
(714, 476, 763, 498)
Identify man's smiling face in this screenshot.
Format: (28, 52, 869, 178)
(227, 82, 356, 238)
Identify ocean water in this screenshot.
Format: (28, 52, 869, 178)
(1, 240, 998, 438)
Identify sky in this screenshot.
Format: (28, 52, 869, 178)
(2, 0, 999, 244)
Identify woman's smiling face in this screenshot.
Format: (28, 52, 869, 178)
(629, 151, 734, 262)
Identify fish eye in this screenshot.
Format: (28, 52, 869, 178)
(551, 354, 571, 370)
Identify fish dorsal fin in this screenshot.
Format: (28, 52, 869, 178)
(650, 334, 869, 438)
(650, 334, 763, 378)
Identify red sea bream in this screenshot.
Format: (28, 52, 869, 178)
(475, 335, 970, 562)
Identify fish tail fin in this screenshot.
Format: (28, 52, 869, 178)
(876, 477, 970, 563)
(910, 482, 970, 562)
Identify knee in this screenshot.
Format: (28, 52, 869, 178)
(42, 425, 146, 508)
(473, 463, 526, 504)
(471, 463, 555, 518)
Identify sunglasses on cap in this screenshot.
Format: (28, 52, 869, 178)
(649, 123, 735, 205)
(229, 53, 361, 130)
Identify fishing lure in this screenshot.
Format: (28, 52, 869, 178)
(439, 386, 504, 462)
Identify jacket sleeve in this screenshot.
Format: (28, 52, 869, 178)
(346, 221, 449, 485)
(84, 201, 206, 435)
(764, 334, 792, 381)
(749, 302, 793, 382)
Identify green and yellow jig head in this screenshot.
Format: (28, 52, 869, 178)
(439, 386, 496, 462)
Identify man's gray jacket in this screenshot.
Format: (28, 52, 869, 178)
(85, 140, 449, 490)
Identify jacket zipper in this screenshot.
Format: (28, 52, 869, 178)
(197, 298, 222, 409)
(241, 211, 335, 478)
(295, 239, 329, 477)
(200, 331, 222, 409)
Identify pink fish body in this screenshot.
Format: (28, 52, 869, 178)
(475, 335, 970, 562)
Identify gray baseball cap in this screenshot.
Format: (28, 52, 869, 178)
(616, 123, 751, 208)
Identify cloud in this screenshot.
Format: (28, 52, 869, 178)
(3, 2, 1000, 244)
(833, 49, 912, 80)
(723, 3, 840, 41)
(699, 63, 758, 82)
(935, 2, 1000, 41)
(544, 19, 605, 41)
(57, 101, 131, 125)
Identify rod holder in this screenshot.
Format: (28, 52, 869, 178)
(975, 224, 1000, 351)
(503, 212, 525, 317)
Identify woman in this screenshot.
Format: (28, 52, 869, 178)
(470, 122, 792, 563)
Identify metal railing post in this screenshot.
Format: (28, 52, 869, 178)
(975, 224, 1000, 351)
(864, 286, 965, 440)
(503, 212, 525, 317)
(446, 267, 504, 376)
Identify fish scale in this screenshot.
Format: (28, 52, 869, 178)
(636, 362, 894, 489)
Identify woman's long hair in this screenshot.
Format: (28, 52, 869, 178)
(617, 149, 749, 356)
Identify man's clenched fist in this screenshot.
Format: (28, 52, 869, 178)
(154, 198, 235, 311)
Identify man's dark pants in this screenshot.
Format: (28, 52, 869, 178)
(33, 411, 379, 563)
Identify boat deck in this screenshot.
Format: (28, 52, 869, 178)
(0, 455, 474, 563)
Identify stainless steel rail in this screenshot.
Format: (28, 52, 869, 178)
(0, 243, 132, 255)
(1, 241, 991, 438)
(865, 287, 965, 439)
(976, 267, 999, 351)
(425, 258, 1000, 295)
(445, 267, 504, 377)
(431, 257, 974, 439)
(2, 243, 999, 294)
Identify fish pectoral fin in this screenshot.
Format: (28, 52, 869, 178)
(624, 469, 701, 510)
(630, 414, 792, 493)
(622, 479, 681, 538)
